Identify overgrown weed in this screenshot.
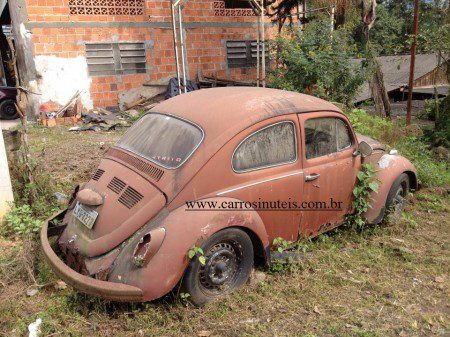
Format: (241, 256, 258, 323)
(346, 108, 449, 187)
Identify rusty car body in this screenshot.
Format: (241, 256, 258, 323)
(41, 87, 417, 305)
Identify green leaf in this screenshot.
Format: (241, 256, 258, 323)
(277, 247, 283, 253)
(197, 248, 204, 255)
(369, 182, 379, 192)
(188, 250, 195, 259)
(357, 171, 365, 181)
(198, 256, 206, 265)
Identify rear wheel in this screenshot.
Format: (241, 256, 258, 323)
(0, 99, 18, 120)
(384, 173, 409, 223)
(181, 228, 253, 306)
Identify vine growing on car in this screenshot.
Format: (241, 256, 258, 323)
(188, 245, 206, 265)
(346, 163, 379, 229)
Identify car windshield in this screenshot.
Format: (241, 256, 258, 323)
(116, 113, 203, 169)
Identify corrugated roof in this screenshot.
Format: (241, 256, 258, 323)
(353, 54, 446, 103)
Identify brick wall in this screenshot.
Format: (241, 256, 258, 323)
(25, 0, 273, 108)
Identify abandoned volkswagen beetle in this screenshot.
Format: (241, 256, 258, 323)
(41, 87, 417, 306)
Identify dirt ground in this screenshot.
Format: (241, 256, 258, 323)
(0, 126, 449, 337)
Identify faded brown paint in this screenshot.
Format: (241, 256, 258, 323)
(40, 87, 417, 302)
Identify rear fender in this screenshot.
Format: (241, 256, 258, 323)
(108, 197, 269, 301)
(363, 153, 417, 223)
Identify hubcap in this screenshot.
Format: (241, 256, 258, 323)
(199, 242, 241, 293)
(388, 183, 407, 223)
(4, 104, 16, 117)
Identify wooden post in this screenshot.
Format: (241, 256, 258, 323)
(7, 0, 38, 119)
(0, 127, 14, 220)
(406, 0, 420, 125)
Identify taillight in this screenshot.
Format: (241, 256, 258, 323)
(132, 227, 166, 267)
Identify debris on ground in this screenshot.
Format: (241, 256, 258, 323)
(118, 78, 168, 111)
(27, 318, 42, 337)
(39, 92, 82, 127)
(54, 192, 68, 206)
(197, 70, 256, 88)
(165, 77, 198, 99)
(68, 108, 130, 132)
(26, 286, 38, 297)
(54, 280, 67, 290)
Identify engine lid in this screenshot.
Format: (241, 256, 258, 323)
(59, 158, 166, 257)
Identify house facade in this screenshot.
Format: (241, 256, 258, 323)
(13, 0, 273, 109)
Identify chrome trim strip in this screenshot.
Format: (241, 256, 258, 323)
(217, 170, 304, 196)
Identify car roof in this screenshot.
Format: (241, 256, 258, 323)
(152, 87, 342, 140)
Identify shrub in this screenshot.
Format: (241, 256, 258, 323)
(346, 108, 449, 187)
(3, 204, 43, 236)
(268, 20, 368, 106)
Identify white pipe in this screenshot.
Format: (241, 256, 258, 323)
(260, 0, 265, 88)
(0, 126, 14, 220)
(171, 2, 181, 94)
(256, 14, 260, 87)
(178, 7, 188, 93)
(330, 6, 335, 33)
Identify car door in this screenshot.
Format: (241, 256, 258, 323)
(298, 112, 360, 237)
(221, 116, 305, 242)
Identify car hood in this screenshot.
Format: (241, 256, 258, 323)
(356, 133, 386, 151)
(58, 158, 166, 257)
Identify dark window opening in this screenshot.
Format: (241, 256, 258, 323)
(224, 0, 252, 9)
(227, 40, 265, 68)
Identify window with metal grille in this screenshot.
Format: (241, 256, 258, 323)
(226, 40, 261, 68)
(86, 42, 146, 76)
(68, 0, 145, 16)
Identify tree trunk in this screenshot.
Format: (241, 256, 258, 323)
(369, 59, 391, 118)
(8, 0, 39, 120)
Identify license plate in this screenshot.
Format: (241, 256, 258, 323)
(73, 202, 98, 229)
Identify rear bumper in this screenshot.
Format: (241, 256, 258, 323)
(40, 210, 143, 302)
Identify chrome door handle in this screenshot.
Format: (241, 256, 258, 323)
(305, 173, 320, 182)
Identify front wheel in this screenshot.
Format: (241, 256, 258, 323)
(384, 173, 410, 223)
(181, 228, 254, 306)
(0, 99, 18, 120)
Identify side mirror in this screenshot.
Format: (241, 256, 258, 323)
(353, 141, 373, 158)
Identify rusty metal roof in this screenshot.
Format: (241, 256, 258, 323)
(353, 53, 448, 103)
(151, 87, 342, 144)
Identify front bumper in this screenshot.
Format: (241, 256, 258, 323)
(40, 210, 143, 302)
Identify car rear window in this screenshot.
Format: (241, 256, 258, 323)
(116, 113, 203, 169)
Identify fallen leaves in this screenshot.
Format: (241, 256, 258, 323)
(54, 280, 67, 290)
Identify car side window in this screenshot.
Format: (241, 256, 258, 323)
(305, 117, 353, 159)
(232, 121, 297, 172)
(305, 118, 336, 159)
(337, 118, 352, 150)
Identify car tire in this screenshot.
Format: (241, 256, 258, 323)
(181, 228, 254, 306)
(384, 173, 409, 223)
(0, 99, 19, 120)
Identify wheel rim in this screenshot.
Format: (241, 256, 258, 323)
(198, 241, 242, 294)
(391, 182, 407, 217)
(3, 103, 16, 117)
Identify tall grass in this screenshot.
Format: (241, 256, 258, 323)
(346, 109, 449, 187)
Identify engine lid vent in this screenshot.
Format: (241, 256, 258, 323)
(107, 177, 126, 194)
(92, 169, 105, 181)
(118, 186, 143, 209)
(107, 148, 164, 182)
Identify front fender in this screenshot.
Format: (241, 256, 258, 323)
(108, 197, 269, 301)
(363, 153, 417, 223)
